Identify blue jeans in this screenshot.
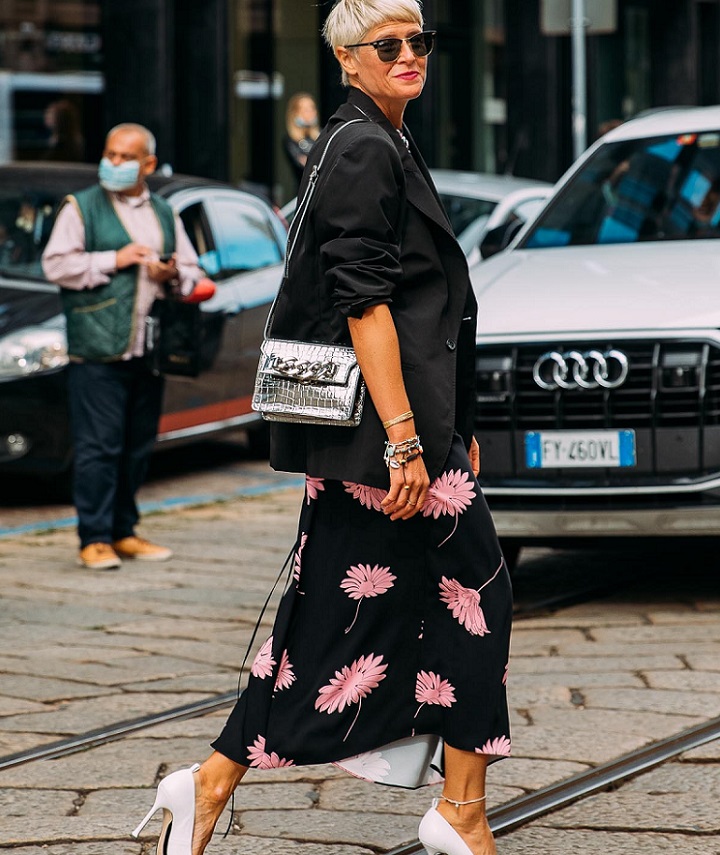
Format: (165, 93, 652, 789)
(67, 359, 164, 548)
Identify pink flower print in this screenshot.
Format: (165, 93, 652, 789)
(274, 649, 296, 692)
(250, 636, 276, 679)
(439, 558, 504, 637)
(336, 750, 391, 783)
(305, 476, 325, 504)
(315, 653, 388, 741)
(422, 469, 476, 546)
(503, 662, 509, 686)
(342, 482, 388, 512)
(340, 564, 396, 633)
(247, 734, 295, 768)
(439, 578, 489, 636)
(415, 670, 457, 717)
(476, 736, 512, 757)
(293, 532, 307, 592)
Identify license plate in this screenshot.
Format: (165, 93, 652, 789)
(525, 429, 636, 469)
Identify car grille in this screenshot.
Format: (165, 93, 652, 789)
(475, 338, 720, 487)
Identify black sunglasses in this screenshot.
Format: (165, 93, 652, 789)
(345, 30, 436, 63)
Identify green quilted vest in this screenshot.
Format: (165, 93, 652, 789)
(60, 184, 176, 360)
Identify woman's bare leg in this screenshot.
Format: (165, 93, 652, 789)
(192, 751, 248, 855)
(439, 744, 496, 855)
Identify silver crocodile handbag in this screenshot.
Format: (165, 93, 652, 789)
(252, 118, 367, 427)
(254, 338, 365, 426)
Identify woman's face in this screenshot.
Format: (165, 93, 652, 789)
(296, 98, 318, 126)
(338, 20, 427, 117)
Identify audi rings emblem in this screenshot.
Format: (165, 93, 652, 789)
(533, 349, 630, 391)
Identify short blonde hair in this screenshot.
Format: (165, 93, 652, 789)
(323, 0, 424, 86)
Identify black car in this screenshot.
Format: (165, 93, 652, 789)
(0, 162, 286, 479)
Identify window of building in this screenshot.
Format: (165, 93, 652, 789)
(230, 0, 322, 205)
(623, 5, 651, 118)
(0, 0, 103, 163)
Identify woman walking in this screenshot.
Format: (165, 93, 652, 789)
(132, 2, 512, 854)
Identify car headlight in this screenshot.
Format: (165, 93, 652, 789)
(0, 326, 69, 378)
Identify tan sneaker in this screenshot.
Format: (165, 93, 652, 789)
(78, 542, 122, 570)
(113, 536, 173, 562)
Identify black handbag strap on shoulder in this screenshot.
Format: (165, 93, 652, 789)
(264, 117, 367, 339)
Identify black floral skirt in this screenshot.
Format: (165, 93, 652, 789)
(212, 434, 513, 788)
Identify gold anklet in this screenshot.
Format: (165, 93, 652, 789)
(440, 794, 487, 810)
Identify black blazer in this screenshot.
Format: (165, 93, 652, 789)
(270, 88, 477, 489)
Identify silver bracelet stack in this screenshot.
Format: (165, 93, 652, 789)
(383, 435, 423, 469)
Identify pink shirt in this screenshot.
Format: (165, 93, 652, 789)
(42, 186, 204, 358)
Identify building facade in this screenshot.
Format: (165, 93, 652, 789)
(1, 0, 719, 204)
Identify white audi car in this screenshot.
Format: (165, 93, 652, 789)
(471, 105, 720, 567)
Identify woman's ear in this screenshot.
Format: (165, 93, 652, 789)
(335, 46, 358, 82)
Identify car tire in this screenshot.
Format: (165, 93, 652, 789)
(499, 538, 522, 574)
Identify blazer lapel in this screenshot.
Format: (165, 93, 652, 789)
(401, 129, 455, 237)
(343, 89, 455, 239)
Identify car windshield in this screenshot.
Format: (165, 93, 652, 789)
(437, 193, 497, 237)
(0, 187, 61, 280)
(522, 130, 720, 248)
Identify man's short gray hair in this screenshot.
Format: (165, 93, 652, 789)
(323, 0, 424, 86)
(106, 123, 157, 156)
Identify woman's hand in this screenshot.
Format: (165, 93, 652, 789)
(381, 452, 430, 521)
(470, 436, 481, 477)
(347, 305, 430, 519)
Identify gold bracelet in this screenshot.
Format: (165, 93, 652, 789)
(382, 410, 414, 429)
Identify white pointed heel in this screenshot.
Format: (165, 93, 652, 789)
(132, 763, 200, 855)
(418, 799, 474, 855)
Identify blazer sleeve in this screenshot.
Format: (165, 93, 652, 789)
(315, 130, 406, 319)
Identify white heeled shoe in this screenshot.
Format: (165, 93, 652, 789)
(132, 763, 200, 855)
(418, 799, 474, 855)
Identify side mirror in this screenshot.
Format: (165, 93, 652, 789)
(182, 278, 216, 303)
(479, 219, 524, 260)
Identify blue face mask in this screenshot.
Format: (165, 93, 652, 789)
(98, 157, 141, 192)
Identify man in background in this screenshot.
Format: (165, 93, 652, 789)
(43, 123, 203, 570)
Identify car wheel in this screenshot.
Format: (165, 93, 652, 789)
(499, 538, 522, 574)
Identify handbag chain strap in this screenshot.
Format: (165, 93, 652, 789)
(264, 117, 367, 339)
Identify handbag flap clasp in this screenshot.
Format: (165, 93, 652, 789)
(259, 339, 358, 385)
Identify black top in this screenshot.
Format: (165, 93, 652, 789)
(283, 134, 316, 186)
(269, 87, 477, 488)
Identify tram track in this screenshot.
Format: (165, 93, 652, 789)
(0, 566, 645, 778)
(388, 714, 720, 854)
(0, 547, 704, 851)
(0, 573, 624, 775)
(1, 697, 719, 852)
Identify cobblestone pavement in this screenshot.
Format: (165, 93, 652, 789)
(1, 486, 720, 853)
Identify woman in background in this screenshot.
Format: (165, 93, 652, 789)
(282, 91, 321, 187)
